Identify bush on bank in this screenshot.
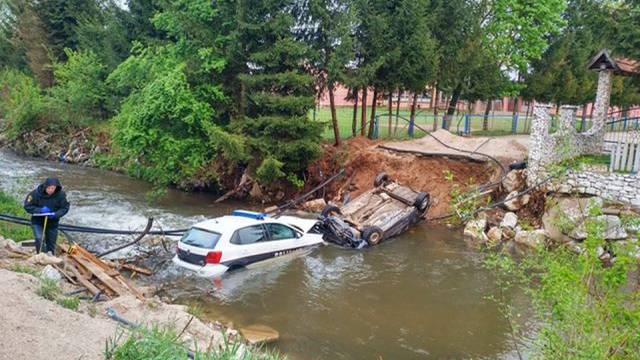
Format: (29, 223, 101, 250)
(0, 190, 32, 242)
(485, 206, 640, 359)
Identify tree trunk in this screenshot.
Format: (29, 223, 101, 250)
(328, 84, 341, 146)
(388, 92, 393, 136)
(394, 90, 402, 135)
(361, 87, 368, 136)
(483, 99, 492, 131)
(446, 84, 462, 116)
(352, 87, 359, 137)
(432, 87, 439, 131)
(409, 92, 418, 137)
(368, 87, 378, 138)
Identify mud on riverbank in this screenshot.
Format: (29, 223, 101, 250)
(307, 137, 496, 219)
(2, 128, 497, 219)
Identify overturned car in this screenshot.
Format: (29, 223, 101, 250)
(319, 172, 431, 248)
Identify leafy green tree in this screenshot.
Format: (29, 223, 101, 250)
(36, 0, 101, 61)
(0, 69, 45, 139)
(108, 0, 246, 189)
(76, 1, 131, 71)
(48, 49, 107, 125)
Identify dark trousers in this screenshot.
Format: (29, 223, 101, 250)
(32, 223, 58, 254)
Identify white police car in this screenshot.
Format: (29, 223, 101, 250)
(173, 210, 324, 277)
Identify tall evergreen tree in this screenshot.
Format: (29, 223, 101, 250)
(237, 0, 322, 184)
(295, 0, 357, 146)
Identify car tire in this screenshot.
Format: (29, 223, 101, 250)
(374, 172, 389, 187)
(362, 226, 383, 246)
(414, 192, 430, 213)
(321, 205, 341, 217)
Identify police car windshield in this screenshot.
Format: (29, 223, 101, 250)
(181, 228, 222, 249)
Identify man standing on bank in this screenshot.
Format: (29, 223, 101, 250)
(23, 178, 70, 255)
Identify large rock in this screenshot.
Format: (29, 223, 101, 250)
(500, 212, 518, 229)
(542, 197, 604, 243)
(514, 229, 547, 249)
(504, 191, 530, 211)
(487, 227, 503, 243)
(502, 170, 526, 192)
(302, 198, 327, 213)
(40, 265, 62, 283)
(568, 215, 628, 240)
(240, 324, 280, 345)
(464, 219, 488, 243)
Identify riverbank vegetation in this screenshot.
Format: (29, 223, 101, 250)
(1, 0, 638, 195)
(486, 208, 640, 358)
(105, 327, 284, 360)
(0, 190, 31, 241)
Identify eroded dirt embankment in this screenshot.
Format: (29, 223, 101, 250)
(306, 137, 496, 219)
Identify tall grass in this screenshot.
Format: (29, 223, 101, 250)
(0, 190, 32, 242)
(105, 326, 286, 360)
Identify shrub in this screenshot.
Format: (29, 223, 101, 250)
(37, 278, 61, 301)
(10, 263, 39, 276)
(0, 190, 33, 242)
(56, 296, 80, 311)
(48, 49, 107, 125)
(486, 208, 640, 358)
(0, 69, 45, 139)
(111, 61, 246, 189)
(255, 157, 285, 184)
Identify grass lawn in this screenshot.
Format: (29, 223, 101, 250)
(310, 106, 540, 140)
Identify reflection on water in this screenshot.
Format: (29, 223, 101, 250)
(172, 226, 533, 360)
(0, 150, 533, 359)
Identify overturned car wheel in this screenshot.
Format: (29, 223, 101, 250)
(321, 204, 341, 217)
(362, 226, 383, 246)
(414, 192, 430, 213)
(373, 172, 389, 187)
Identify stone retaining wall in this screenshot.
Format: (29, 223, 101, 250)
(554, 170, 640, 207)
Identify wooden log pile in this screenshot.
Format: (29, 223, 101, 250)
(59, 243, 149, 300)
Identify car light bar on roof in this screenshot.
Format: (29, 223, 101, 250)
(231, 210, 267, 220)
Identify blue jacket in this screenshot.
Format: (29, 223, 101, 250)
(23, 178, 70, 226)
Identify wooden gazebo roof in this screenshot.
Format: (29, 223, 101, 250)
(587, 49, 639, 76)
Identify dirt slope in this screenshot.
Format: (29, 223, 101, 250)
(315, 137, 494, 219)
(0, 269, 117, 360)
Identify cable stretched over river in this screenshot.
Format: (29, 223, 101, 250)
(0, 213, 186, 236)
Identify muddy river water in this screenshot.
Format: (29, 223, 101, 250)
(0, 151, 533, 359)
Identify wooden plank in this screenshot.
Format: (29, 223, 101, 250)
(610, 147, 615, 172)
(71, 254, 130, 297)
(120, 263, 153, 276)
(621, 143, 629, 171)
(53, 264, 78, 285)
(65, 261, 103, 297)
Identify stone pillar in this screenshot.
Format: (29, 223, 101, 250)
(591, 68, 613, 150)
(559, 105, 578, 134)
(527, 104, 553, 186)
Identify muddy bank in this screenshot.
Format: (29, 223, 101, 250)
(309, 137, 496, 218)
(2, 129, 497, 218)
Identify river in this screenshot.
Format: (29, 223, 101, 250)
(0, 150, 533, 359)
